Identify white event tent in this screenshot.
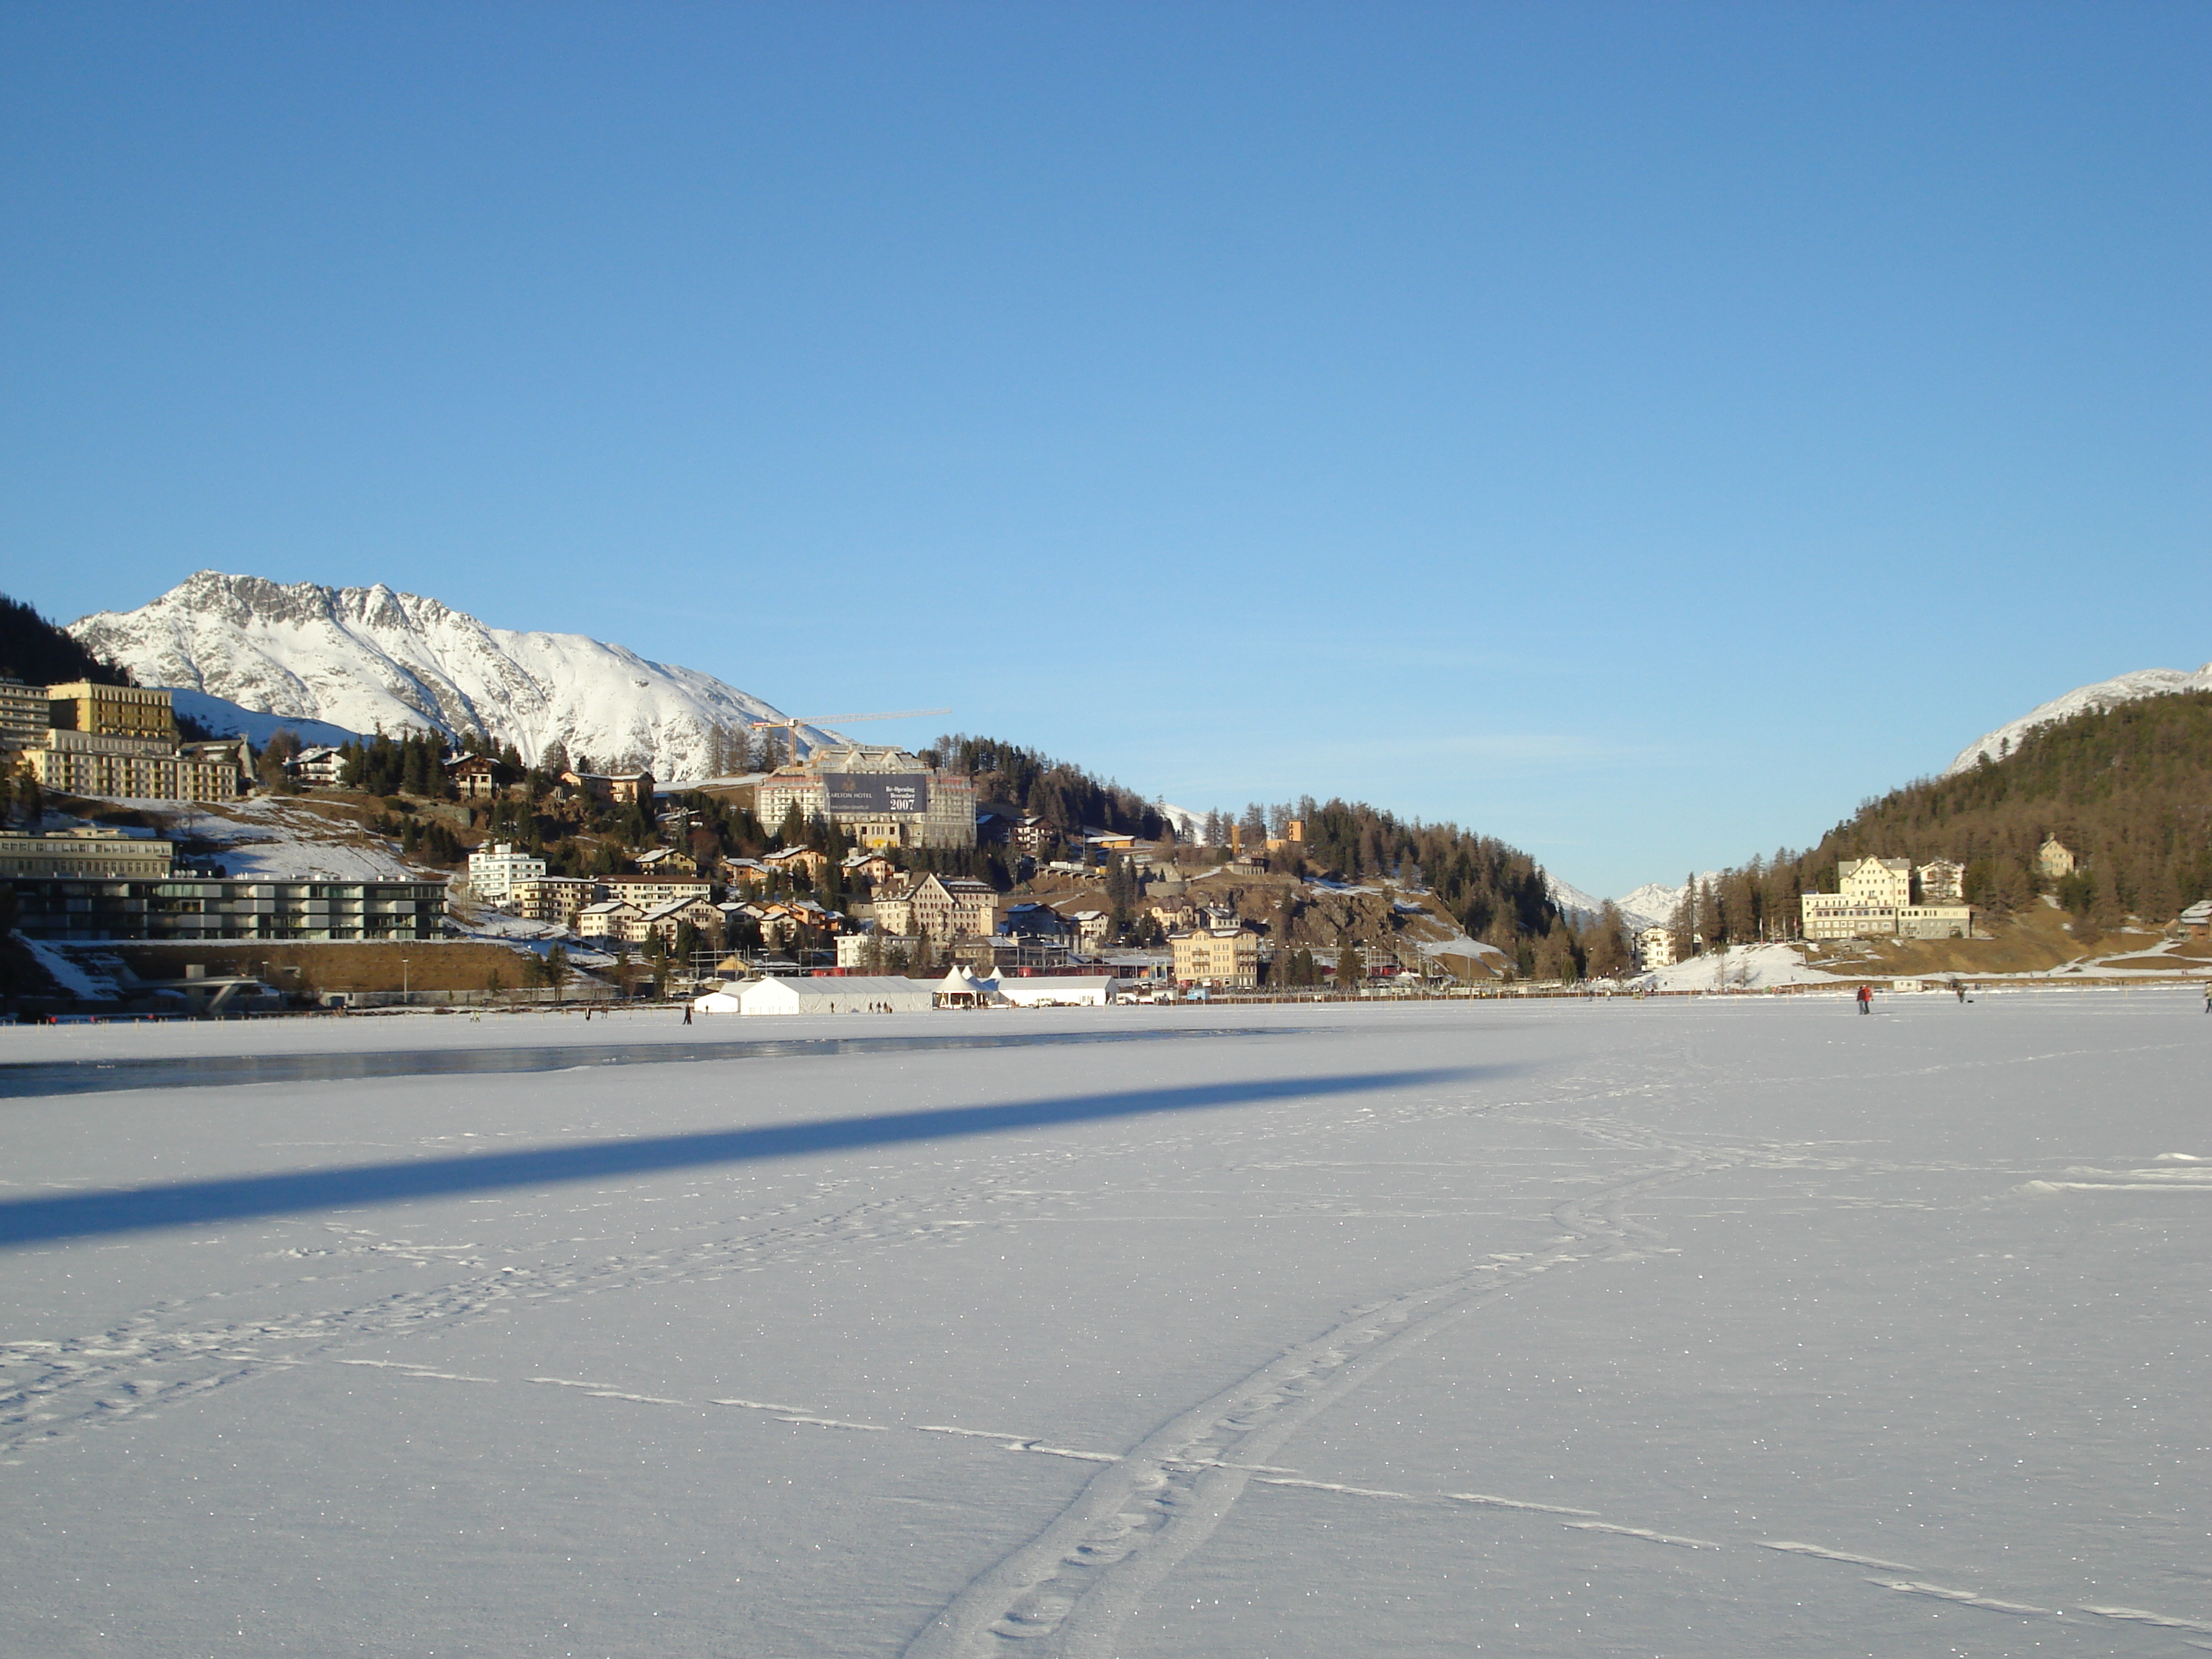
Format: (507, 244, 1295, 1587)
(934, 967, 999, 1007)
(992, 976, 1124, 1007)
(707, 976, 935, 1016)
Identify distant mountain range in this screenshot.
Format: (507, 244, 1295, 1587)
(68, 572, 828, 783)
(1548, 876, 1696, 933)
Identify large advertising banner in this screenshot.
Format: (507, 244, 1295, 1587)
(823, 773, 929, 816)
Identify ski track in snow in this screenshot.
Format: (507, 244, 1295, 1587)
(4, 1012, 2208, 1652)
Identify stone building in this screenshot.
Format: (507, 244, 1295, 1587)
(1172, 925, 1259, 989)
(562, 769, 654, 805)
(872, 871, 994, 940)
(1803, 855, 1972, 941)
(754, 745, 976, 851)
(2036, 837, 2077, 880)
(1838, 857, 1912, 908)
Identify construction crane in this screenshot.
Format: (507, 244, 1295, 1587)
(748, 707, 951, 764)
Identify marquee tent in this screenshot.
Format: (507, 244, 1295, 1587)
(732, 976, 935, 1015)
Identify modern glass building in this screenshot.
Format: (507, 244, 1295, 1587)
(6, 877, 449, 942)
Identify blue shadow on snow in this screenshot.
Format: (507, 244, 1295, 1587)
(0, 1065, 1501, 1247)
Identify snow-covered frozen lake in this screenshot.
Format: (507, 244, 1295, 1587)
(3, 994, 2207, 1657)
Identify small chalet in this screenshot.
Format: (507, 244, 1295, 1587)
(444, 752, 503, 800)
(1148, 896, 1200, 933)
(842, 848, 899, 886)
(977, 811, 1051, 855)
(289, 745, 347, 788)
(763, 845, 831, 883)
(755, 896, 837, 945)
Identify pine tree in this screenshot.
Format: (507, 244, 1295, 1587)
(1669, 875, 1696, 958)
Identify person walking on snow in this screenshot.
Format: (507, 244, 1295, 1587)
(1857, 983, 1873, 1015)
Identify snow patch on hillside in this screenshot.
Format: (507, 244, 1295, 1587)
(1156, 803, 1205, 839)
(1945, 662, 2212, 775)
(168, 688, 362, 749)
(181, 799, 425, 882)
(1641, 943, 1836, 991)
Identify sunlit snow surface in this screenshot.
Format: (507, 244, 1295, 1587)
(2, 995, 2207, 1658)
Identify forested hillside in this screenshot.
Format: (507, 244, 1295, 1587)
(931, 732, 1568, 958)
(928, 734, 1171, 841)
(0, 594, 133, 687)
(1677, 691, 2212, 943)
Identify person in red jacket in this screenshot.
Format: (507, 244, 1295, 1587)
(1857, 983, 1873, 1015)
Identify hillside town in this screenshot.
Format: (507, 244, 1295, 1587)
(2, 677, 1522, 1012)
(6, 665, 2211, 1020)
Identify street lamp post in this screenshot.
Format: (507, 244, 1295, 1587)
(400, 958, 410, 1006)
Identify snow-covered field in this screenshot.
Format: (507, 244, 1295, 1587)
(1640, 941, 1841, 991)
(3, 996, 2207, 1658)
(186, 797, 422, 881)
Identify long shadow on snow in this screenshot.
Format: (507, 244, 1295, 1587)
(0, 1025, 1292, 1101)
(0, 1065, 1501, 1247)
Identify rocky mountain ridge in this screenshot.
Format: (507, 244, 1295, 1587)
(68, 572, 819, 783)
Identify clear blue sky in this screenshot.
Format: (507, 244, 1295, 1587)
(4, 3, 2205, 896)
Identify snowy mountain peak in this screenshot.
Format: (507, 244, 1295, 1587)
(1545, 876, 1607, 924)
(1543, 877, 1714, 932)
(1612, 882, 1686, 931)
(1944, 662, 2212, 776)
(68, 571, 812, 783)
